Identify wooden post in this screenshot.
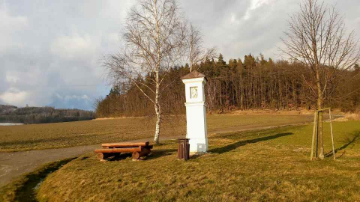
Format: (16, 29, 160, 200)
(311, 111, 318, 160)
(310, 108, 336, 161)
(329, 108, 336, 160)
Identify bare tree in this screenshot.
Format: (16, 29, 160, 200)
(104, 0, 189, 144)
(187, 24, 217, 72)
(281, 0, 360, 159)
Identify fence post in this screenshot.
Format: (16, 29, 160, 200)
(311, 111, 318, 160)
(329, 108, 336, 160)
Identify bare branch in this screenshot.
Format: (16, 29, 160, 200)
(281, 0, 360, 104)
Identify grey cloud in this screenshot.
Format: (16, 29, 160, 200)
(0, 0, 359, 110)
(0, 0, 135, 110)
(182, 0, 360, 61)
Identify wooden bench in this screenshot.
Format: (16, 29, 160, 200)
(95, 141, 153, 161)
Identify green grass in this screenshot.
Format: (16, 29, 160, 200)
(36, 121, 360, 201)
(0, 158, 75, 202)
(0, 115, 313, 152)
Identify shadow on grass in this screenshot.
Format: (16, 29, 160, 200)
(210, 132, 293, 154)
(325, 131, 360, 158)
(107, 153, 132, 161)
(106, 149, 177, 161)
(147, 149, 177, 160)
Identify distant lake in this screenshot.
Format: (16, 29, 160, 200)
(0, 123, 24, 126)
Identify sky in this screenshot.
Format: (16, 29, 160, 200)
(0, 0, 359, 110)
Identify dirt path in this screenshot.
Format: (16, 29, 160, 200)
(0, 121, 314, 188)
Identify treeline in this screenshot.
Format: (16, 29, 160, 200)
(95, 54, 360, 117)
(0, 105, 95, 124)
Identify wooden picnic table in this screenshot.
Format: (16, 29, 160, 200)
(95, 141, 153, 161)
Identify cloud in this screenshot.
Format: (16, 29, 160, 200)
(0, 3, 27, 29)
(51, 34, 96, 60)
(0, 88, 29, 106)
(0, 2, 28, 53)
(5, 73, 19, 84)
(50, 93, 94, 110)
(0, 0, 117, 110)
(0, 0, 359, 110)
(243, 0, 273, 20)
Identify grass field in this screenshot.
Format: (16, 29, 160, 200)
(0, 114, 314, 152)
(34, 121, 360, 201)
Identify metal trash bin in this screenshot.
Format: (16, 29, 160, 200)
(178, 138, 190, 160)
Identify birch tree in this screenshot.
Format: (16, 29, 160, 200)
(105, 0, 189, 144)
(281, 0, 360, 159)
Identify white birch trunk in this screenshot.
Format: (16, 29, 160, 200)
(154, 6, 161, 144)
(154, 71, 161, 144)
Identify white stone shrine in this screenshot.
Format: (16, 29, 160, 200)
(181, 71, 208, 154)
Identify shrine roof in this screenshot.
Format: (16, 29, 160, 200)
(181, 70, 206, 80)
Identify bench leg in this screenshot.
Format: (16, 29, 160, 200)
(132, 149, 151, 160)
(132, 152, 140, 160)
(97, 153, 111, 161)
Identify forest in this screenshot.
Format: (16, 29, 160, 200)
(95, 54, 360, 118)
(0, 105, 95, 124)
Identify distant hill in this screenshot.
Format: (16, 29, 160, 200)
(0, 105, 95, 124)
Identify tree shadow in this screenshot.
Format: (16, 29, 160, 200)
(210, 132, 293, 154)
(325, 131, 360, 158)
